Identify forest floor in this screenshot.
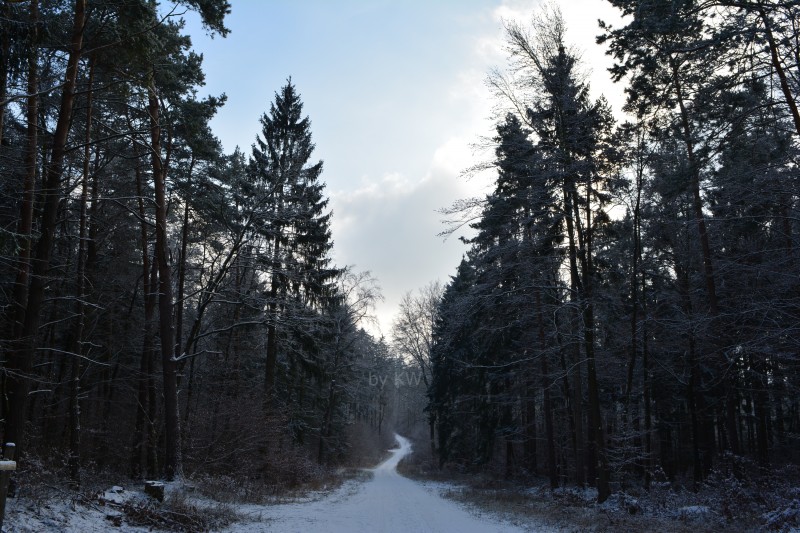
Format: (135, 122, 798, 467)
(4, 435, 533, 532)
(397, 442, 800, 532)
(4, 436, 799, 532)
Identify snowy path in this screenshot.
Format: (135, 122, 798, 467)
(226, 434, 531, 533)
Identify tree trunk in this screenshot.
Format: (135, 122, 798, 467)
(581, 179, 610, 503)
(0, 0, 11, 147)
(264, 237, 282, 407)
(318, 379, 336, 464)
(523, 375, 538, 475)
(562, 181, 585, 486)
(538, 289, 558, 488)
(8, 0, 38, 343)
(642, 270, 652, 489)
(677, 263, 706, 487)
(67, 53, 95, 486)
(626, 148, 643, 403)
(758, 6, 800, 137)
(148, 80, 181, 480)
(505, 437, 515, 479)
(130, 142, 157, 478)
(174, 157, 195, 362)
(673, 58, 734, 467)
(626, 147, 644, 481)
(752, 355, 770, 465)
(4, 0, 85, 452)
(585, 301, 610, 502)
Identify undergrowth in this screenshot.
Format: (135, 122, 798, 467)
(396, 438, 792, 532)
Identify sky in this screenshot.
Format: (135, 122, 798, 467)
(181, 0, 625, 337)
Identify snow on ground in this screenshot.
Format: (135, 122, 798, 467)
(5, 440, 794, 531)
(4, 434, 542, 532)
(222, 434, 538, 533)
(4, 485, 154, 533)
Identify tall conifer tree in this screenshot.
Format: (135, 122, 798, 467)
(249, 81, 340, 406)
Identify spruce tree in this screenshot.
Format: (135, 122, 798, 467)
(249, 80, 340, 407)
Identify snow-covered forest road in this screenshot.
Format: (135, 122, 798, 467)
(225, 435, 531, 533)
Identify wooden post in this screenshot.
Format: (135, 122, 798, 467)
(0, 442, 17, 530)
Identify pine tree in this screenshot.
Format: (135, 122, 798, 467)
(500, 9, 618, 500)
(429, 258, 479, 467)
(248, 80, 340, 408)
(600, 0, 800, 484)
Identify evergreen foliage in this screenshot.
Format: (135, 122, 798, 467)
(428, 3, 800, 503)
(0, 2, 392, 488)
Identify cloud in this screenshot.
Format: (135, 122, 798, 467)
(493, 0, 537, 24)
(323, 2, 534, 337)
(185, 0, 630, 340)
(327, 0, 628, 337)
(492, 0, 627, 117)
(329, 159, 472, 337)
(327, 75, 498, 337)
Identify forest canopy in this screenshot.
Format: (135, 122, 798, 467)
(430, 2, 800, 503)
(0, 0, 406, 489)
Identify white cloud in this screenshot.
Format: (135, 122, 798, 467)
(328, 114, 497, 336)
(185, 0, 631, 339)
(493, 1, 538, 24)
(493, 0, 628, 118)
(323, 2, 521, 336)
(329, 161, 469, 337)
(323, 0, 628, 337)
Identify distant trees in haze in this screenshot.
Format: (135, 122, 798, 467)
(391, 281, 443, 454)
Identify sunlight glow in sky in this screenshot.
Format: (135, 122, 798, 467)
(183, 0, 625, 336)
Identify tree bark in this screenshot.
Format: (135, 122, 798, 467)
(0, 0, 11, 147)
(537, 288, 558, 488)
(758, 6, 800, 137)
(627, 133, 646, 483)
(130, 140, 158, 479)
(4, 0, 86, 452)
(148, 79, 182, 480)
(264, 237, 282, 407)
(523, 374, 538, 475)
(8, 0, 39, 342)
(67, 53, 95, 486)
(174, 157, 195, 362)
(642, 289, 652, 489)
(677, 262, 707, 487)
(562, 180, 585, 486)
(581, 177, 611, 503)
(671, 59, 718, 315)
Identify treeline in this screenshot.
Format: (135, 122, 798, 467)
(0, 0, 403, 486)
(429, 3, 800, 502)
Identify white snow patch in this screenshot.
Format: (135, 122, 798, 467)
(676, 505, 712, 518)
(4, 494, 152, 533)
(101, 485, 129, 504)
(763, 499, 800, 531)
